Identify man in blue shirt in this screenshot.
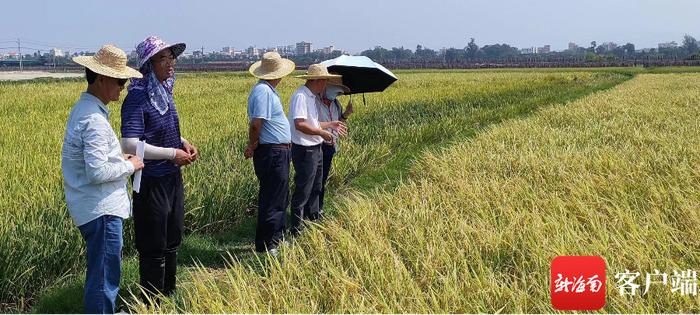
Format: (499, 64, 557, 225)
(245, 52, 295, 254)
(62, 45, 144, 314)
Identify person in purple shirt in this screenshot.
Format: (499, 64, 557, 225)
(120, 36, 198, 299)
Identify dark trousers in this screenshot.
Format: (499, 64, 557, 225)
(133, 170, 184, 297)
(319, 144, 336, 213)
(291, 143, 323, 235)
(253, 145, 291, 252)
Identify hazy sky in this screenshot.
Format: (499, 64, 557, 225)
(1, 0, 698, 54)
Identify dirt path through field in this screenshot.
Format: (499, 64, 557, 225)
(0, 71, 81, 81)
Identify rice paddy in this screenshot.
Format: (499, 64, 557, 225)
(3, 68, 698, 312)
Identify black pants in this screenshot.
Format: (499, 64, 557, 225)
(291, 143, 323, 235)
(133, 169, 184, 297)
(319, 144, 336, 213)
(253, 145, 291, 252)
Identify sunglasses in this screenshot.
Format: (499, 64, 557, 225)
(117, 78, 128, 87)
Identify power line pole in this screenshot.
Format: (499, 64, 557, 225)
(17, 38, 23, 72)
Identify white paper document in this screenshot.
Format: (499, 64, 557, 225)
(133, 140, 145, 193)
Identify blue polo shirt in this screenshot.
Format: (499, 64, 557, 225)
(247, 80, 291, 144)
(121, 89, 183, 177)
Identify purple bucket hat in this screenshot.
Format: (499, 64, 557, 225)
(135, 36, 186, 69)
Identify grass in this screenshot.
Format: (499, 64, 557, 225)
(1, 69, 631, 313)
(128, 72, 700, 313)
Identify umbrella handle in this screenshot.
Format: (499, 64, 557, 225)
(347, 94, 366, 106)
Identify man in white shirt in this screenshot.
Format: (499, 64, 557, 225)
(63, 45, 144, 314)
(288, 64, 347, 235)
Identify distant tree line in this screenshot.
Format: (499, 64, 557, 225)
(181, 50, 344, 65)
(360, 35, 700, 63)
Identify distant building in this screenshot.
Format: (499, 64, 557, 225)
(520, 47, 536, 54)
(275, 45, 297, 56)
(536, 45, 551, 54)
(276, 46, 289, 54)
(601, 42, 618, 51)
(296, 41, 311, 55)
(322, 45, 335, 54)
(658, 41, 678, 49)
(246, 46, 260, 57)
(568, 42, 578, 51)
(75, 51, 96, 56)
(50, 48, 64, 57)
(221, 46, 235, 56)
(521, 45, 550, 54)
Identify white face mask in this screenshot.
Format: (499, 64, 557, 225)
(325, 85, 344, 100)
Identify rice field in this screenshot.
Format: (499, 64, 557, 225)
(4, 68, 698, 312)
(124, 71, 700, 313)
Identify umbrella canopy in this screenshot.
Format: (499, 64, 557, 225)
(320, 55, 398, 95)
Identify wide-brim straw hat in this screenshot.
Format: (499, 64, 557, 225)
(295, 64, 342, 80)
(327, 76, 350, 93)
(72, 45, 142, 79)
(135, 36, 186, 69)
(249, 52, 296, 80)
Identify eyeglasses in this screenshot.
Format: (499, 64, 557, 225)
(117, 78, 128, 87)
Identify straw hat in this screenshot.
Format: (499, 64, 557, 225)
(72, 45, 142, 79)
(327, 76, 350, 93)
(249, 52, 296, 80)
(295, 64, 342, 80)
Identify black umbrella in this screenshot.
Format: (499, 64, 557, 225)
(320, 55, 398, 95)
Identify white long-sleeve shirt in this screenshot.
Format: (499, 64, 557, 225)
(61, 93, 134, 226)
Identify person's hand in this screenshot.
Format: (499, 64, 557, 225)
(244, 145, 255, 159)
(123, 153, 134, 160)
(128, 155, 145, 172)
(328, 121, 348, 136)
(319, 130, 334, 142)
(173, 149, 192, 166)
(183, 141, 199, 162)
